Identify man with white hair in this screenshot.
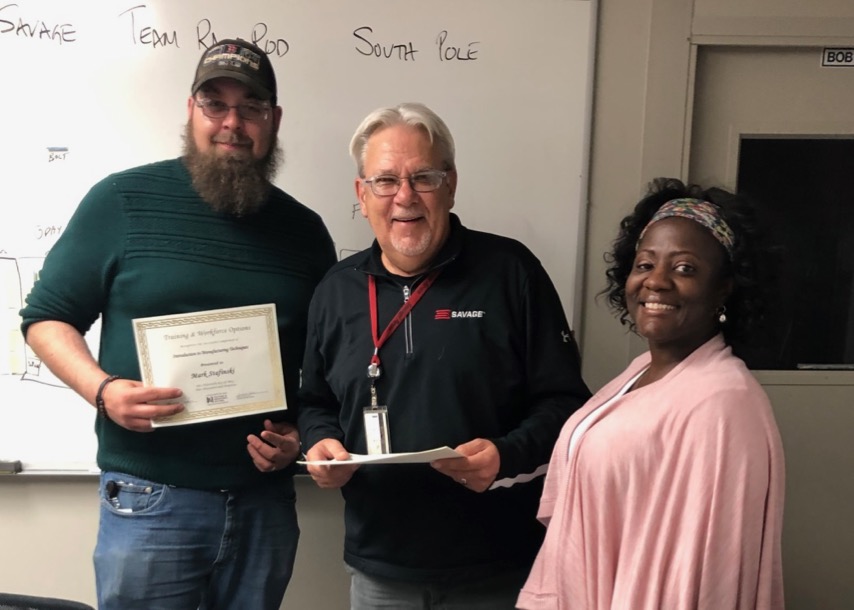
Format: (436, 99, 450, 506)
(299, 102, 590, 609)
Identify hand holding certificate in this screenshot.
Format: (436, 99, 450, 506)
(298, 446, 463, 465)
(133, 304, 286, 427)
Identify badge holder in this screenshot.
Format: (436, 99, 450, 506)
(363, 363, 391, 455)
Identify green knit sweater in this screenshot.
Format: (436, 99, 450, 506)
(21, 158, 336, 489)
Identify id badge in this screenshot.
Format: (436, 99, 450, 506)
(363, 406, 391, 455)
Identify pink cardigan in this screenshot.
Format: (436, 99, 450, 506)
(517, 335, 785, 609)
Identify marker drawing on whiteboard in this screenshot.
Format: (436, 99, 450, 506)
(47, 146, 69, 162)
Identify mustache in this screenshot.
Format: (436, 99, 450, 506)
(212, 133, 253, 146)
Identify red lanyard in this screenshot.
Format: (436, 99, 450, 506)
(368, 270, 441, 373)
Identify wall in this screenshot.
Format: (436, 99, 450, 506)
(692, 0, 854, 38)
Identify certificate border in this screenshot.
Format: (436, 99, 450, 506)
(133, 304, 286, 426)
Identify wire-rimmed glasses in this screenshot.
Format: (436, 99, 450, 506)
(194, 97, 270, 122)
(362, 170, 448, 197)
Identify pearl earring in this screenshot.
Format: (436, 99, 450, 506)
(716, 305, 727, 324)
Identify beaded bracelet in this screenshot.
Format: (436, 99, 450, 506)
(95, 374, 120, 419)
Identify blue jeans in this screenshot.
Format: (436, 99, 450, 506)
(348, 566, 528, 610)
(94, 471, 299, 610)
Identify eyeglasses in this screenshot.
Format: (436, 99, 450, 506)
(195, 98, 270, 122)
(362, 170, 448, 197)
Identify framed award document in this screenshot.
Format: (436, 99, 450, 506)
(133, 304, 286, 427)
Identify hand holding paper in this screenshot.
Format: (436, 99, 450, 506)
(98, 377, 184, 433)
(429, 438, 500, 493)
(299, 445, 463, 466)
(300, 444, 464, 490)
(302, 438, 359, 489)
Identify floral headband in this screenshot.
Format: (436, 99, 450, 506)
(638, 197, 734, 259)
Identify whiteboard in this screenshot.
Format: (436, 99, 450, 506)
(0, 0, 596, 471)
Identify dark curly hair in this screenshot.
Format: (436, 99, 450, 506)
(600, 177, 774, 350)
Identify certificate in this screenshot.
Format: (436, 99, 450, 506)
(133, 304, 286, 427)
(298, 446, 463, 466)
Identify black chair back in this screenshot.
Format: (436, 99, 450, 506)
(0, 593, 95, 610)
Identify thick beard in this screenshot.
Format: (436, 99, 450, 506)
(181, 122, 283, 216)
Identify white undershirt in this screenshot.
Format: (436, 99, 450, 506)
(567, 367, 648, 460)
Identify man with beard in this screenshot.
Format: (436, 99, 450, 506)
(19, 39, 336, 610)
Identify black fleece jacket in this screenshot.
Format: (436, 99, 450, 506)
(298, 214, 591, 584)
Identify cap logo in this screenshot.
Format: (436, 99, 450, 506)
(202, 44, 262, 73)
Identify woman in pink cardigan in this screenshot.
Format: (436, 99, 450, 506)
(518, 178, 785, 610)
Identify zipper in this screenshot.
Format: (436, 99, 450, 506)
(402, 285, 414, 355)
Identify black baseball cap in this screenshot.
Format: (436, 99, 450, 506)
(191, 39, 277, 105)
